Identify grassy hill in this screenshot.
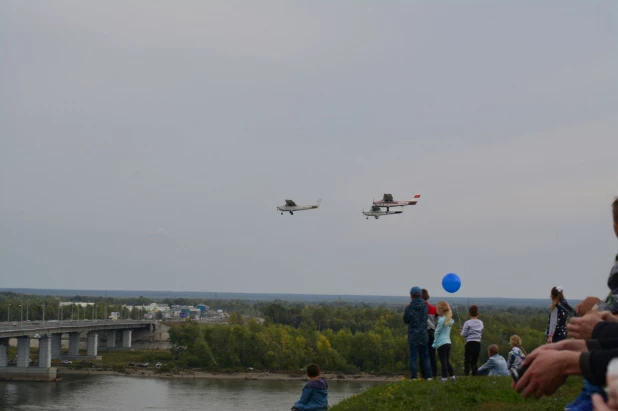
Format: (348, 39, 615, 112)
(331, 376, 583, 411)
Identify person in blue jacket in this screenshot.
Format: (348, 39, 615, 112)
(291, 363, 328, 411)
(403, 286, 432, 380)
(478, 344, 509, 376)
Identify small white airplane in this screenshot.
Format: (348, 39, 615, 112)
(362, 205, 403, 220)
(373, 193, 421, 211)
(278, 199, 321, 215)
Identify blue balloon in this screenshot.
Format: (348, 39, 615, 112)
(442, 273, 461, 294)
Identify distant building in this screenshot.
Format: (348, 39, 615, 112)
(60, 302, 94, 308)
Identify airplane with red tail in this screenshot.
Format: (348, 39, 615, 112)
(372, 193, 421, 212)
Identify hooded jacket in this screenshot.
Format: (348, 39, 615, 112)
(403, 297, 428, 346)
(293, 378, 328, 411)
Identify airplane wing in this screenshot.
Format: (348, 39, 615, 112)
(382, 194, 393, 202)
(285, 199, 296, 206)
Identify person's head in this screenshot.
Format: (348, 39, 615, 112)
(468, 305, 479, 318)
(421, 289, 430, 301)
(488, 344, 499, 357)
(436, 301, 453, 325)
(510, 335, 522, 348)
(612, 197, 618, 238)
(410, 287, 422, 300)
(550, 286, 565, 309)
(306, 363, 320, 379)
(509, 335, 527, 355)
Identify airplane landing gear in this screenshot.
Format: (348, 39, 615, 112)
(366, 217, 369, 220)
(281, 213, 283, 215)
(289, 211, 294, 215)
(374, 216, 379, 220)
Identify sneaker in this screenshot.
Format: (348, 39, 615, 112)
(564, 390, 588, 410)
(569, 398, 593, 411)
(427, 378, 433, 381)
(449, 376, 456, 382)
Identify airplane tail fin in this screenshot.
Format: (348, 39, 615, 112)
(409, 194, 421, 205)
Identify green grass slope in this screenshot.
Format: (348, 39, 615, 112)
(331, 376, 583, 411)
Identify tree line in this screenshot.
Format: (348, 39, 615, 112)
(168, 302, 550, 374)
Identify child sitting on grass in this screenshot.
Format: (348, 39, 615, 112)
(291, 363, 328, 411)
(477, 344, 509, 377)
(506, 335, 526, 371)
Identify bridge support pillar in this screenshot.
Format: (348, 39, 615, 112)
(87, 332, 98, 356)
(16, 336, 30, 368)
(38, 335, 51, 368)
(68, 332, 80, 357)
(122, 330, 132, 348)
(51, 333, 62, 359)
(105, 330, 116, 348)
(0, 338, 8, 367)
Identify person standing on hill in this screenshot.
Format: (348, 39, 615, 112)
(546, 286, 575, 343)
(433, 301, 456, 382)
(404, 286, 432, 380)
(422, 288, 439, 379)
(461, 305, 484, 376)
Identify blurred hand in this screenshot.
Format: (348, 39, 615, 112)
(601, 311, 618, 322)
(568, 311, 607, 340)
(515, 350, 580, 399)
(527, 339, 587, 355)
(592, 393, 618, 411)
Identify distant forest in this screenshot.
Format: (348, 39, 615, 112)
(168, 302, 550, 374)
(1, 291, 554, 374)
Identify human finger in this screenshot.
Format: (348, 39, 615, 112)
(515, 365, 533, 394)
(592, 393, 612, 411)
(601, 311, 618, 322)
(522, 350, 541, 366)
(521, 378, 538, 399)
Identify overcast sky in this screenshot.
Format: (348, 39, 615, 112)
(1, 1, 617, 300)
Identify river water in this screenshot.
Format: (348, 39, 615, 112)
(0, 375, 378, 411)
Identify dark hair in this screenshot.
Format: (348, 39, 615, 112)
(613, 197, 618, 223)
(488, 344, 499, 356)
(421, 289, 430, 301)
(306, 363, 320, 378)
(468, 305, 479, 317)
(550, 287, 576, 314)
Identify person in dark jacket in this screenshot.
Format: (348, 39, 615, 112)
(545, 286, 574, 344)
(421, 288, 439, 379)
(292, 363, 328, 411)
(403, 286, 432, 380)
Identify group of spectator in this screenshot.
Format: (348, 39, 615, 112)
(404, 287, 527, 380)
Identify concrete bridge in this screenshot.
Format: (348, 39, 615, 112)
(0, 320, 153, 381)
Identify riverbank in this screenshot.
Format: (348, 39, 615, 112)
(58, 368, 401, 382)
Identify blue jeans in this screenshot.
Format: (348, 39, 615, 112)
(583, 378, 606, 398)
(410, 343, 431, 379)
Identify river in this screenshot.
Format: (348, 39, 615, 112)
(0, 375, 379, 411)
